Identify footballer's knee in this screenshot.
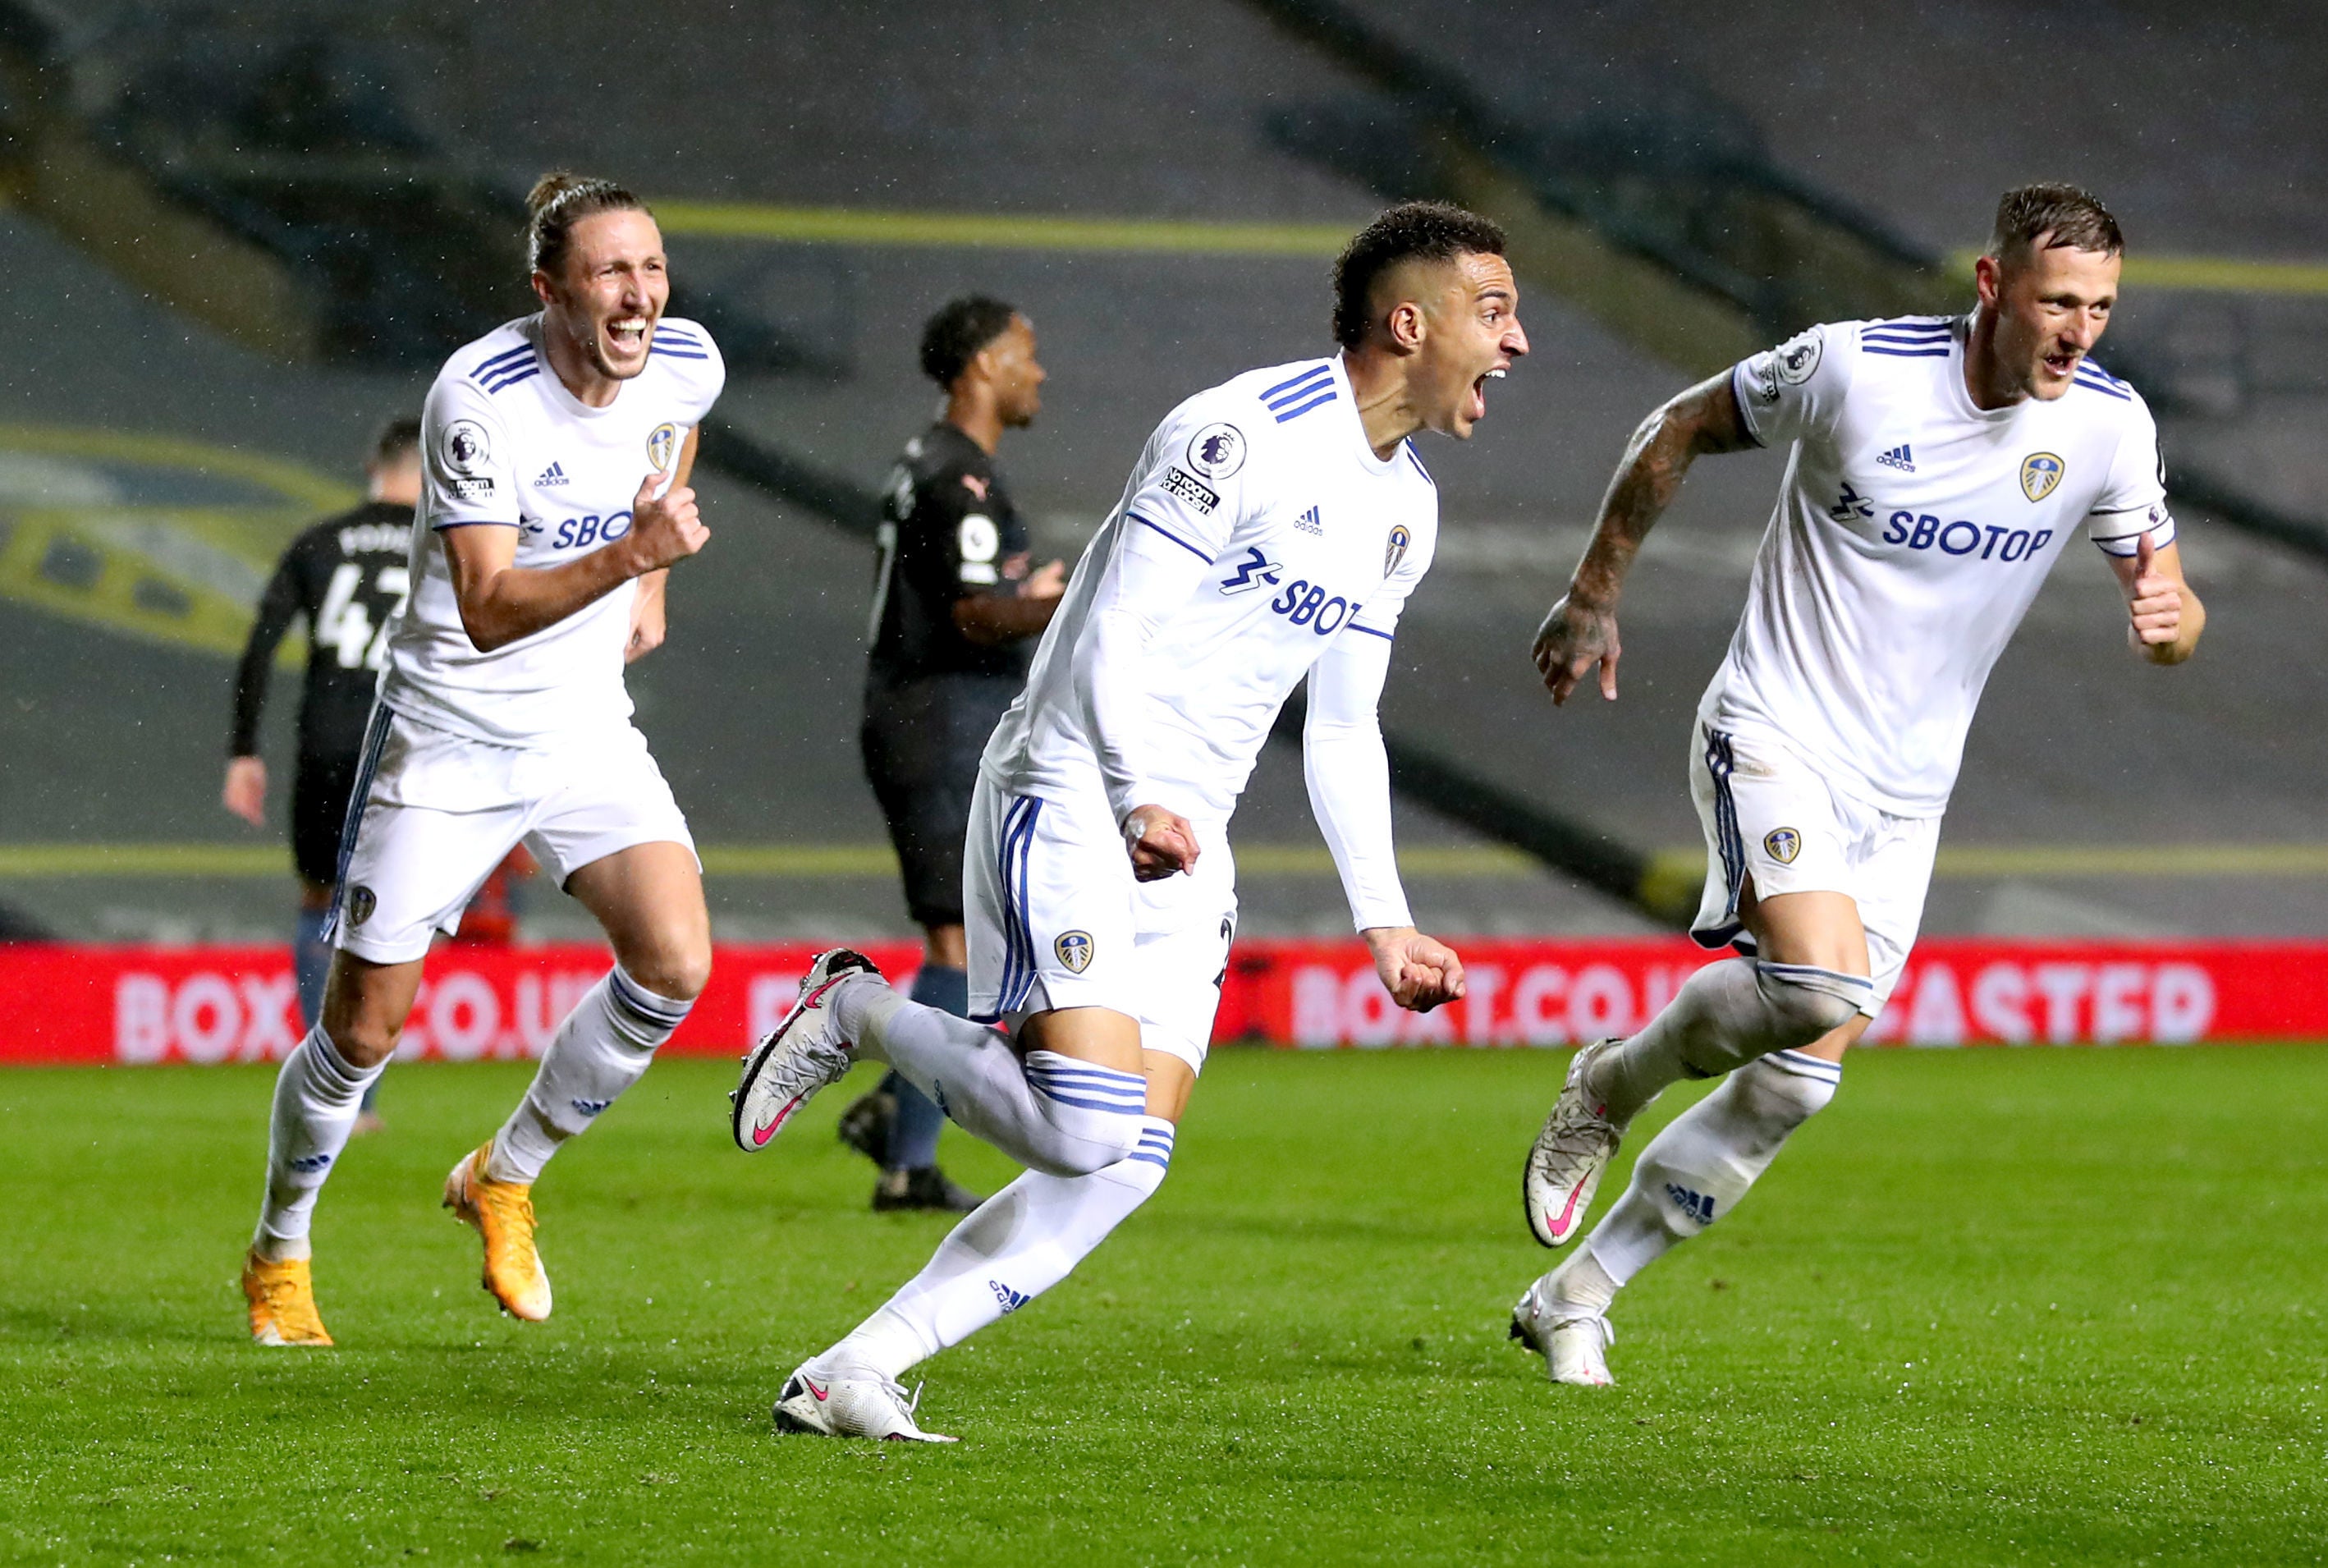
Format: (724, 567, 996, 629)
(323, 1019, 400, 1071)
(318, 954, 420, 1069)
(1020, 1048, 1151, 1176)
(1752, 961, 1867, 1048)
(607, 910, 712, 1001)
(623, 941, 711, 1003)
(1735, 1051, 1841, 1126)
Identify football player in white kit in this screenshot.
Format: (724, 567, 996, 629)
(1510, 184, 2206, 1387)
(240, 173, 724, 1345)
(730, 204, 1527, 1439)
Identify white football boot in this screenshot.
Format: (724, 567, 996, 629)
(731, 949, 883, 1153)
(1510, 1270, 1617, 1388)
(773, 1362, 956, 1442)
(1522, 1037, 1629, 1248)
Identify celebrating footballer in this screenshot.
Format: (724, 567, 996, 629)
(1510, 183, 2204, 1387)
(729, 202, 1528, 1440)
(240, 173, 725, 1346)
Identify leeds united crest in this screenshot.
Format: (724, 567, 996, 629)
(1383, 525, 1412, 577)
(1762, 828, 1801, 865)
(1054, 930, 1095, 974)
(2020, 452, 2064, 502)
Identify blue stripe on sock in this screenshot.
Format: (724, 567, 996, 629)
(1025, 1056, 1138, 1076)
(1026, 1067, 1147, 1100)
(1026, 1070, 1146, 1101)
(1757, 961, 1873, 993)
(1031, 1086, 1148, 1114)
(1767, 1049, 1844, 1082)
(1025, 1062, 1145, 1089)
(607, 967, 693, 1024)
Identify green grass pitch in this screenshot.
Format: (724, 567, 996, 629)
(1, 1045, 2322, 1565)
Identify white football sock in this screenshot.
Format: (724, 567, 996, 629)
(1535, 1244, 1621, 1316)
(837, 979, 1146, 1177)
(820, 1119, 1176, 1380)
(1588, 958, 1868, 1124)
(254, 1025, 387, 1260)
(488, 967, 693, 1185)
(1587, 1050, 1841, 1285)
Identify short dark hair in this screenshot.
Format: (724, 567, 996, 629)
(525, 171, 652, 278)
(371, 417, 422, 467)
(1987, 182, 2123, 260)
(1331, 202, 1508, 350)
(919, 296, 1019, 388)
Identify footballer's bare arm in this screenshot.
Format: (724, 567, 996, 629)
(1533, 371, 1754, 704)
(445, 470, 706, 653)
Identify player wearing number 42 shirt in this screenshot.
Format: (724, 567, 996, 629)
(1511, 183, 2207, 1391)
(225, 419, 420, 1058)
(731, 203, 1525, 1442)
(241, 174, 723, 1349)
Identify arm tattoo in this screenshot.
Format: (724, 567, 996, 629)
(1570, 371, 1751, 606)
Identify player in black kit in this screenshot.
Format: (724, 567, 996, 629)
(839, 296, 1065, 1210)
(224, 420, 421, 1128)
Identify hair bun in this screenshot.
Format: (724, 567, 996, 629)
(525, 171, 589, 221)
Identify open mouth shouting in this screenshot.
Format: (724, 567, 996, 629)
(1469, 365, 1508, 423)
(607, 314, 653, 361)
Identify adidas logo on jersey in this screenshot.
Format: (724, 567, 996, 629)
(534, 462, 570, 487)
(988, 1279, 1030, 1314)
(1664, 1182, 1716, 1224)
(1294, 505, 1323, 535)
(1876, 443, 1915, 472)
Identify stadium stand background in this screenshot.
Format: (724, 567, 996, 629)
(2, 0, 2324, 947)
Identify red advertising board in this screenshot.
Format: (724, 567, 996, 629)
(0, 938, 2321, 1066)
(1226, 938, 2327, 1049)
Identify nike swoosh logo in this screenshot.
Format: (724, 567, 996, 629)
(804, 1378, 828, 1402)
(1547, 1186, 1586, 1237)
(751, 1098, 798, 1148)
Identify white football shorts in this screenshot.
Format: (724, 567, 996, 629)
(326, 707, 695, 965)
(965, 772, 1238, 1074)
(1688, 720, 1941, 1015)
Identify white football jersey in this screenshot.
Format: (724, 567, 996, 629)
(985, 353, 1439, 822)
(382, 314, 725, 745)
(1707, 314, 2171, 816)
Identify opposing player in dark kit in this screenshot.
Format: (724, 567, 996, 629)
(838, 296, 1064, 1212)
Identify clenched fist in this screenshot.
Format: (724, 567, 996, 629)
(621, 470, 708, 576)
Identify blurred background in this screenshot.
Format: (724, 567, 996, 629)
(3, 0, 2324, 954)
